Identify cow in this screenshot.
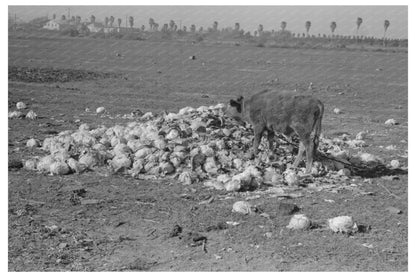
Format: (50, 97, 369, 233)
(226, 89, 324, 173)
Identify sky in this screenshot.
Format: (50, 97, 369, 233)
(8, 5, 408, 39)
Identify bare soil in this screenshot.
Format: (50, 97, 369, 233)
(8, 36, 408, 271)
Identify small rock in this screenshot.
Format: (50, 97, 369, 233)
(96, 107, 106, 114)
(58, 243, 68, 249)
(381, 175, 400, 181)
(24, 159, 38, 171)
(327, 216, 358, 233)
(16, 102, 27, 110)
(362, 243, 374, 249)
(26, 138, 40, 148)
(284, 170, 299, 186)
(337, 168, 351, 177)
(358, 153, 381, 164)
(259, 212, 271, 219)
(226, 221, 240, 226)
(333, 108, 342, 114)
(386, 206, 402, 214)
(232, 201, 253, 215)
(222, 128, 231, 137)
(390, 160, 400, 169)
(8, 111, 24, 119)
(81, 199, 101, 205)
(189, 55, 196, 60)
(204, 180, 224, 190)
(385, 119, 398, 125)
(324, 199, 335, 203)
(178, 171, 193, 185)
(286, 214, 311, 230)
(224, 179, 241, 191)
(50, 161, 70, 175)
(25, 110, 38, 120)
(385, 145, 397, 151)
(355, 131, 366, 140)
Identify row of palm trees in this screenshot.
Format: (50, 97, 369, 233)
(253, 18, 390, 39)
(136, 16, 393, 39)
(54, 13, 393, 39)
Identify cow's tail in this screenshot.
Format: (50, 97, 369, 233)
(311, 101, 324, 156)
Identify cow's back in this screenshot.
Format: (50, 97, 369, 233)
(246, 90, 322, 131)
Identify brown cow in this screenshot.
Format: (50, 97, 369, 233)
(227, 89, 324, 173)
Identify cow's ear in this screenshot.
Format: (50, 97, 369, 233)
(230, 98, 242, 113)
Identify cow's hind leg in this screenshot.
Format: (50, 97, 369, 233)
(304, 138, 314, 173)
(267, 130, 275, 152)
(292, 141, 305, 169)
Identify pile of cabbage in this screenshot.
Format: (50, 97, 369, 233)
(23, 103, 388, 190)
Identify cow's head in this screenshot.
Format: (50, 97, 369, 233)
(226, 96, 244, 120)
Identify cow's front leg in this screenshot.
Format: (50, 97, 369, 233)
(250, 125, 264, 159)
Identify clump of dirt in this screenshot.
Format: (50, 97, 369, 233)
(8, 66, 121, 83)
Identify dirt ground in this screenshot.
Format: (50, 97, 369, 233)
(8, 36, 408, 271)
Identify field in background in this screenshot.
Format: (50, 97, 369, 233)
(8, 36, 408, 271)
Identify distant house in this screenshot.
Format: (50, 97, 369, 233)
(103, 27, 116, 34)
(87, 22, 104, 33)
(43, 19, 69, 31)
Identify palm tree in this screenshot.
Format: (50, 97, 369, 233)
(257, 24, 263, 35)
(280, 21, 287, 31)
(149, 18, 155, 30)
(90, 15, 95, 24)
(356, 17, 363, 43)
(330, 21, 337, 36)
(128, 16, 134, 28)
(75, 16, 81, 25)
(109, 16, 115, 27)
(212, 21, 218, 31)
(154, 23, 159, 31)
(61, 15, 66, 21)
(169, 20, 175, 31)
(141, 25, 145, 31)
(190, 24, 196, 33)
(383, 19, 390, 39)
(234, 22, 240, 32)
(183, 26, 187, 32)
(117, 18, 122, 28)
(305, 21, 311, 36)
(356, 17, 363, 34)
(104, 17, 109, 27)
(162, 23, 168, 32)
(383, 19, 390, 46)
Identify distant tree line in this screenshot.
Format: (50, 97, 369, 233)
(10, 14, 407, 49)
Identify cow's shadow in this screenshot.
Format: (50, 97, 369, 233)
(350, 164, 407, 178)
(316, 152, 408, 178)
